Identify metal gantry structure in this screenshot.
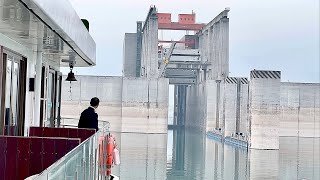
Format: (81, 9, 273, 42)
(123, 6, 230, 127)
(127, 6, 229, 85)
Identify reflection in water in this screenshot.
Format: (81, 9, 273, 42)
(114, 129, 319, 180)
(280, 137, 320, 180)
(112, 132, 167, 179)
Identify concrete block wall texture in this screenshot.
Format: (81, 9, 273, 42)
(123, 33, 137, 77)
(207, 80, 225, 132)
(201, 82, 209, 131)
(223, 77, 249, 137)
(240, 83, 249, 136)
(141, 10, 158, 78)
(121, 78, 169, 133)
(182, 72, 318, 142)
(249, 70, 281, 150)
(61, 76, 123, 131)
(206, 80, 216, 132)
(280, 82, 320, 137)
(61, 76, 169, 133)
(199, 11, 229, 81)
(223, 80, 237, 137)
(206, 80, 224, 132)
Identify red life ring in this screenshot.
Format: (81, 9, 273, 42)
(106, 135, 115, 176)
(99, 134, 116, 177)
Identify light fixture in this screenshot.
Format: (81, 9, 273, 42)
(65, 64, 77, 81)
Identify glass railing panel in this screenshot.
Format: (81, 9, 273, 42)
(33, 172, 48, 180)
(33, 121, 110, 180)
(47, 161, 65, 180)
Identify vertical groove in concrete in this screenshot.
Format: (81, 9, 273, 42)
(236, 78, 241, 133)
(136, 22, 142, 77)
(223, 77, 249, 137)
(216, 80, 221, 129)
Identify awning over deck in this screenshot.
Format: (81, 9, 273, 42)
(0, 0, 96, 67)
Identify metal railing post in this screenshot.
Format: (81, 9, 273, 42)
(94, 146, 97, 180)
(89, 152, 92, 179)
(83, 160, 86, 179)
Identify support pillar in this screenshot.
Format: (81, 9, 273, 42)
(136, 21, 142, 77)
(33, 51, 42, 127)
(176, 85, 186, 127)
(215, 80, 221, 129)
(249, 70, 281, 150)
(235, 78, 241, 134)
(173, 85, 178, 126)
(223, 77, 249, 137)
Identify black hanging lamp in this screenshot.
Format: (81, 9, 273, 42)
(65, 64, 77, 81)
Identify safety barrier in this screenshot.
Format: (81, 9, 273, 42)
(31, 121, 112, 180)
(0, 136, 80, 180)
(29, 127, 96, 142)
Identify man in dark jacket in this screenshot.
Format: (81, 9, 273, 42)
(78, 97, 100, 131)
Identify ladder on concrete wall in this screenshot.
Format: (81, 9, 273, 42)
(159, 42, 176, 77)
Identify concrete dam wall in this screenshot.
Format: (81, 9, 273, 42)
(60, 73, 319, 146)
(280, 82, 320, 137)
(61, 76, 169, 133)
(184, 70, 319, 149)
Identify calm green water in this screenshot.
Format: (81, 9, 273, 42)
(112, 129, 320, 180)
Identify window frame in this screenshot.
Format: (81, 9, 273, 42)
(0, 47, 27, 136)
(0, 46, 4, 135)
(40, 64, 62, 128)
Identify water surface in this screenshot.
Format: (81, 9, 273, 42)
(112, 129, 319, 180)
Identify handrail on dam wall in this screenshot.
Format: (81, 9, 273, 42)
(31, 121, 112, 180)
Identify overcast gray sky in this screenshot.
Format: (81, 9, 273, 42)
(66, 0, 319, 83)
